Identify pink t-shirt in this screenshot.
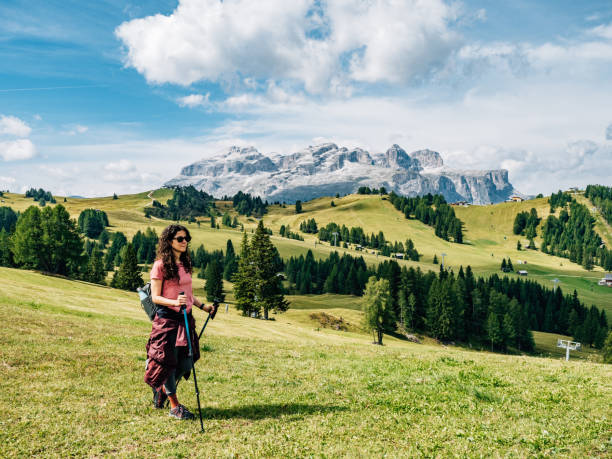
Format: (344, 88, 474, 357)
(150, 259, 194, 314)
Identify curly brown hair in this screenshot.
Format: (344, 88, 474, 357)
(156, 224, 193, 280)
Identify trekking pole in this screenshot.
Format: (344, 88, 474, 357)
(198, 300, 218, 340)
(181, 300, 204, 432)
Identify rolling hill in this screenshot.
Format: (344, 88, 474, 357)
(2, 189, 611, 317)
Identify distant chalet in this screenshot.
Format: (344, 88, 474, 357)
(598, 273, 612, 287)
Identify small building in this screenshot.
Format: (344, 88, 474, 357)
(599, 273, 612, 287)
(392, 253, 404, 259)
(451, 201, 469, 207)
(510, 196, 524, 202)
(517, 270, 528, 276)
(355, 245, 363, 251)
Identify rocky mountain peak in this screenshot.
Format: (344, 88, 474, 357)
(409, 149, 444, 170)
(383, 144, 413, 169)
(165, 143, 521, 205)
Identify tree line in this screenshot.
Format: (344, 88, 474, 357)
(0, 204, 153, 291)
(512, 208, 540, 248)
(25, 188, 56, 204)
(145, 186, 215, 220)
(541, 200, 612, 271)
(278, 225, 304, 241)
(586, 184, 612, 225)
(285, 250, 374, 295)
(361, 262, 608, 350)
(357, 186, 387, 195)
(229, 191, 268, 217)
(549, 190, 573, 213)
(387, 192, 463, 243)
(77, 209, 109, 238)
(297, 218, 420, 260)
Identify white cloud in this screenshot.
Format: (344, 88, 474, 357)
(606, 123, 612, 140)
(105, 159, 136, 173)
(588, 23, 612, 40)
(66, 124, 89, 135)
(177, 93, 210, 108)
(0, 115, 32, 137)
(0, 175, 16, 191)
(0, 139, 37, 161)
(116, 0, 459, 93)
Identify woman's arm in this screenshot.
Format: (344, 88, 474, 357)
(193, 296, 215, 313)
(151, 278, 185, 312)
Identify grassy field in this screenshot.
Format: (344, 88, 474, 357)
(0, 267, 610, 457)
(3, 189, 611, 318)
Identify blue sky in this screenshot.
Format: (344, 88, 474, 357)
(1, 0, 612, 196)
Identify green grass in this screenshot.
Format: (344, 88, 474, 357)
(0, 267, 611, 457)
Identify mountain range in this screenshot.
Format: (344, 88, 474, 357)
(164, 143, 522, 204)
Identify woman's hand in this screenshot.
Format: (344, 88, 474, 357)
(175, 294, 188, 307)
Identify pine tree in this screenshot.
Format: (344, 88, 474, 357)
(210, 214, 216, 228)
(295, 200, 302, 214)
(113, 243, 143, 291)
(0, 228, 13, 267)
(426, 278, 455, 341)
(398, 287, 408, 330)
(46, 205, 85, 276)
(249, 220, 289, 319)
(99, 229, 110, 247)
(603, 331, 612, 363)
(347, 265, 360, 295)
(594, 326, 607, 349)
(433, 254, 438, 264)
(86, 246, 106, 285)
(204, 260, 225, 302)
(507, 258, 514, 272)
(517, 240, 522, 251)
(233, 232, 257, 316)
(486, 308, 503, 351)
(324, 265, 338, 293)
(223, 239, 238, 281)
(502, 312, 516, 349)
(362, 277, 395, 345)
(583, 248, 594, 271)
(501, 258, 507, 271)
(11, 206, 44, 269)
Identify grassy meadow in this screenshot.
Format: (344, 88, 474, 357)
(1, 267, 610, 457)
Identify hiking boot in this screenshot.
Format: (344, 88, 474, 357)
(169, 404, 195, 420)
(153, 387, 167, 409)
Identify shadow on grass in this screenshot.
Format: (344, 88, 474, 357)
(202, 403, 347, 421)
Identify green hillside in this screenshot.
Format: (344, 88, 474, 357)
(1, 267, 610, 457)
(3, 189, 611, 317)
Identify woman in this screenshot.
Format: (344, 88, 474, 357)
(144, 224, 215, 420)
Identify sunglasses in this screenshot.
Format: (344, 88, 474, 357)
(173, 236, 191, 243)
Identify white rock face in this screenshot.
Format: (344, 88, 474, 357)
(164, 144, 522, 204)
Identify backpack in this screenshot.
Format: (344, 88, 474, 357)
(137, 282, 159, 321)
